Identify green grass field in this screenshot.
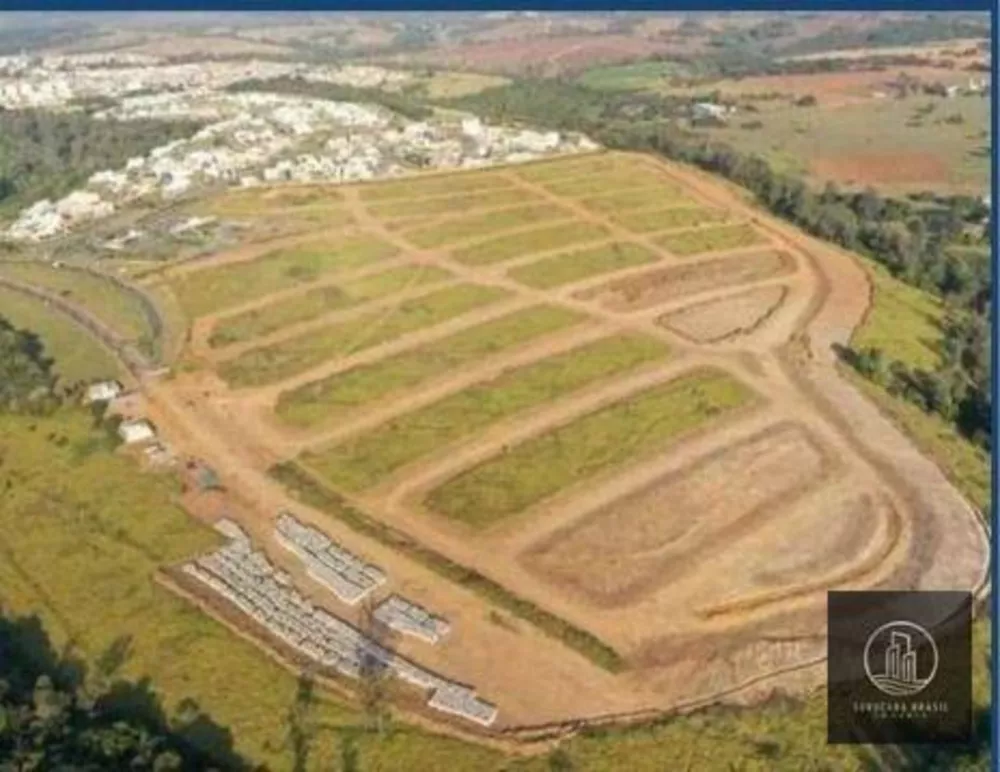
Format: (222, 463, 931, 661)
(368, 187, 529, 220)
(0, 261, 157, 348)
(302, 334, 670, 492)
(275, 305, 584, 429)
(0, 286, 123, 384)
(425, 368, 755, 527)
(218, 284, 510, 388)
(450, 221, 612, 266)
(357, 170, 511, 201)
(852, 263, 944, 371)
(656, 223, 765, 256)
(0, 410, 505, 771)
(541, 170, 679, 198)
(580, 186, 691, 214)
(613, 206, 732, 234)
(401, 204, 569, 249)
(509, 243, 659, 289)
(168, 235, 399, 318)
(577, 60, 691, 91)
(208, 264, 453, 348)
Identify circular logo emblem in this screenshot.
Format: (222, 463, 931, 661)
(863, 620, 938, 697)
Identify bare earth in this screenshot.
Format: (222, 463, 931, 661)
(98, 151, 989, 736)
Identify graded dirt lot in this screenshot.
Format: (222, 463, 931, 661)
(64, 149, 986, 736)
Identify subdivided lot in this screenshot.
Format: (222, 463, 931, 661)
(0, 285, 123, 383)
(540, 170, 681, 198)
(508, 242, 659, 289)
(852, 262, 943, 371)
(168, 235, 399, 318)
(578, 250, 795, 312)
(198, 185, 344, 215)
(208, 264, 453, 348)
(0, 261, 157, 347)
(275, 305, 585, 429)
(513, 154, 647, 183)
(526, 422, 832, 607)
(449, 221, 612, 266)
(357, 170, 511, 201)
(424, 368, 756, 528)
(612, 206, 731, 234)
(660, 285, 789, 343)
(580, 186, 691, 214)
(302, 334, 671, 492)
(400, 204, 570, 249)
(218, 284, 511, 388)
(655, 223, 766, 256)
(368, 188, 532, 221)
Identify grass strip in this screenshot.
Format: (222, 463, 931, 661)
(509, 242, 658, 289)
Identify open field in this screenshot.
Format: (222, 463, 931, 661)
(38, 149, 982, 740)
(509, 242, 659, 289)
(217, 284, 511, 387)
(655, 223, 766, 256)
(195, 184, 344, 215)
(0, 261, 158, 351)
(275, 305, 586, 429)
(167, 234, 400, 317)
(369, 187, 534, 220)
(207, 264, 454, 348)
(578, 249, 794, 312)
(450, 221, 612, 266)
(610, 205, 731, 233)
(302, 334, 671, 492)
(424, 368, 756, 528)
(0, 285, 123, 383)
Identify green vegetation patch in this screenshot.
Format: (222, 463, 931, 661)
(168, 235, 399, 318)
(542, 170, 678, 197)
(853, 263, 944, 371)
(451, 221, 612, 266)
(614, 206, 732, 234)
(401, 204, 569, 249)
(208, 264, 452, 348)
(199, 185, 344, 216)
(303, 334, 670, 491)
(358, 170, 511, 201)
(509, 242, 659, 289)
(368, 187, 529, 220)
(0, 286, 123, 384)
(426, 368, 755, 527)
(513, 154, 647, 183)
(218, 284, 510, 388)
(578, 60, 691, 91)
(0, 262, 158, 349)
(269, 461, 625, 672)
(656, 223, 765, 256)
(276, 305, 584, 428)
(580, 186, 690, 214)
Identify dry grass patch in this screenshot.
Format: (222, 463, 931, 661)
(450, 221, 612, 266)
(217, 284, 510, 388)
(425, 368, 756, 528)
(368, 187, 531, 221)
(580, 186, 690, 214)
(613, 206, 731, 234)
(655, 223, 766, 256)
(276, 305, 585, 428)
(357, 171, 511, 201)
(508, 242, 659, 289)
(401, 204, 569, 249)
(659, 285, 788, 343)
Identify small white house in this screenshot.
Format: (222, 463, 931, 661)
(692, 102, 732, 121)
(119, 418, 156, 445)
(86, 380, 123, 403)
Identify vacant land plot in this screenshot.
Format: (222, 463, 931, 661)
(208, 264, 453, 348)
(612, 206, 731, 234)
(401, 204, 570, 249)
(660, 285, 789, 343)
(218, 284, 510, 388)
(509, 243, 659, 289)
(368, 187, 531, 220)
(303, 334, 670, 492)
(0, 286, 123, 383)
(526, 423, 831, 606)
(168, 235, 399, 317)
(656, 223, 765, 256)
(541, 170, 680, 198)
(276, 305, 585, 428)
(424, 368, 755, 528)
(513, 154, 647, 183)
(199, 185, 343, 215)
(580, 186, 691, 214)
(579, 250, 794, 312)
(852, 263, 943, 370)
(450, 221, 612, 266)
(0, 262, 157, 347)
(358, 170, 511, 201)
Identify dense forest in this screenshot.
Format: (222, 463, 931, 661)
(0, 314, 58, 412)
(0, 110, 202, 218)
(445, 79, 992, 453)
